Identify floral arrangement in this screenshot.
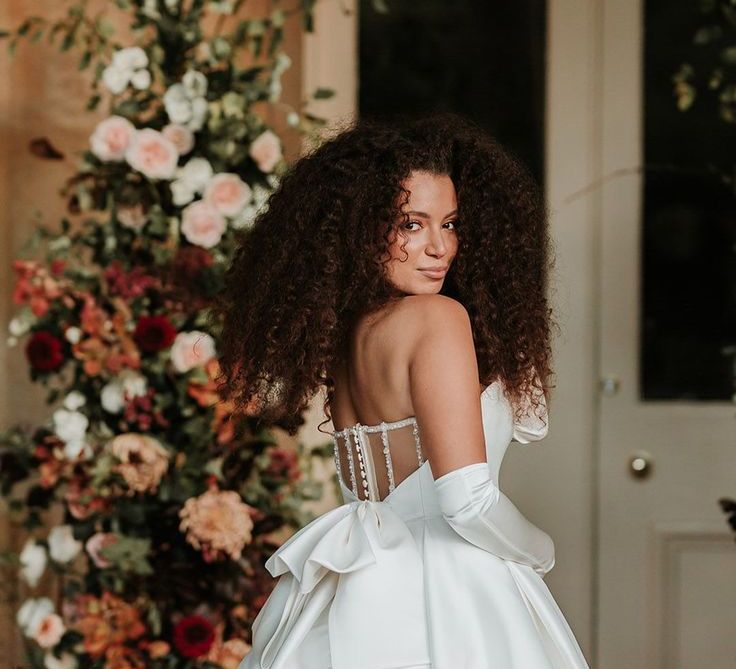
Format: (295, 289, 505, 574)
(0, 2, 337, 668)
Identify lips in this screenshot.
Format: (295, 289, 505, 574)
(418, 267, 448, 279)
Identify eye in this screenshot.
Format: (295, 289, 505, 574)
(403, 220, 421, 230)
(445, 219, 459, 229)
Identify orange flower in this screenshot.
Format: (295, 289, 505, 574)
(105, 645, 145, 669)
(71, 592, 146, 659)
(141, 639, 171, 658)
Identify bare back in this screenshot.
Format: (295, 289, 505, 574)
(328, 294, 487, 502)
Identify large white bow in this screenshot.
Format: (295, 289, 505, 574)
(242, 498, 431, 669)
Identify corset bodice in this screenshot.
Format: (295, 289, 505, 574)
(331, 416, 425, 502)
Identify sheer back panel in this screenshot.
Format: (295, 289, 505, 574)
(332, 419, 425, 501)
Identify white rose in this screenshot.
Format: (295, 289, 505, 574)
(181, 201, 227, 249)
(176, 157, 213, 193)
(230, 204, 259, 230)
(252, 184, 271, 208)
(62, 391, 86, 411)
(188, 97, 209, 131)
(90, 116, 135, 162)
(249, 130, 282, 173)
(52, 409, 89, 460)
(44, 652, 77, 669)
(64, 327, 81, 344)
(112, 46, 148, 71)
(204, 173, 252, 217)
(166, 99, 193, 125)
(9, 310, 35, 337)
(101, 371, 147, 414)
(19, 539, 47, 587)
(183, 70, 208, 97)
(171, 180, 196, 206)
(130, 68, 152, 91)
(48, 525, 82, 564)
(162, 123, 195, 155)
(102, 65, 130, 94)
(125, 128, 179, 181)
(141, 0, 160, 18)
(170, 331, 217, 373)
(17, 597, 54, 637)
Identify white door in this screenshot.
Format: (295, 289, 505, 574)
(597, 1, 736, 667)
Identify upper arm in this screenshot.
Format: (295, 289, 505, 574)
(406, 295, 487, 480)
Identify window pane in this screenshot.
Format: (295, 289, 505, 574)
(642, 0, 736, 400)
(359, 0, 546, 185)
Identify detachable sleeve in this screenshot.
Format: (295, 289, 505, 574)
(433, 462, 555, 576)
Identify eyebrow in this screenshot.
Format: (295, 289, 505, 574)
(406, 209, 458, 219)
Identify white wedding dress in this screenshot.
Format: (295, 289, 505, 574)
(238, 380, 590, 669)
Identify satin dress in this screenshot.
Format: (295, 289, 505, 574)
(238, 380, 590, 669)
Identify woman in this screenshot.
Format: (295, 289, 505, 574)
(214, 113, 590, 668)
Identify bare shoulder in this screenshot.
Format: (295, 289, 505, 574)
(391, 294, 471, 340)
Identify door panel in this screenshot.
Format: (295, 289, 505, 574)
(597, 0, 736, 667)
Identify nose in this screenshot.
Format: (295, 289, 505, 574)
(426, 228, 447, 257)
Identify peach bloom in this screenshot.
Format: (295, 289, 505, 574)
(108, 433, 170, 494)
(142, 640, 171, 658)
(248, 129, 282, 173)
(204, 173, 252, 217)
(179, 488, 255, 561)
(34, 613, 65, 648)
(125, 128, 179, 180)
(207, 638, 251, 669)
(170, 330, 216, 373)
(85, 532, 118, 568)
(90, 116, 135, 162)
(162, 123, 195, 155)
(180, 200, 226, 248)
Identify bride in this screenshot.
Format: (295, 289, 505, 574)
(214, 112, 590, 668)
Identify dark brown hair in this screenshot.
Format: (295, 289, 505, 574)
(212, 112, 557, 436)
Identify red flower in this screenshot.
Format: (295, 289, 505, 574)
(25, 330, 64, 371)
(133, 315, 176, 353)
(172, 615, 216, 658)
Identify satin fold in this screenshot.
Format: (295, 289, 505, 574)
(242, 498, 431, 669)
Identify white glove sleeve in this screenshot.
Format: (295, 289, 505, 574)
(433, 462, 555, 576)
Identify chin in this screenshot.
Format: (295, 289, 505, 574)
(400, 283, 444, 296)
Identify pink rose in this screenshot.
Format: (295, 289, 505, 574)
(204, 173, 252, 217)
(249, 130, 282, 173)
(180, 200, 226, 248)
(162, 123, 195, 155)
(90, 115, 135, 162)
(33, 613, 65, 648)
(85, 532, 117, 568)
(170, 330, 216, 373)
(125, 128, 179, 180)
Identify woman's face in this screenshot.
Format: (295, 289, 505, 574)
(385, 170, 459, 296)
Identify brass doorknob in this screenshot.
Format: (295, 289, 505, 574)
(628, 451, 653, 479)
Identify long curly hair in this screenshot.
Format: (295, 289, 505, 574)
(212, 112, 557, 436)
